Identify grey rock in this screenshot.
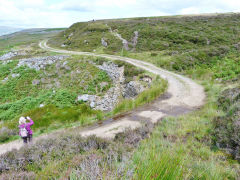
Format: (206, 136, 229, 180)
(64, 65, 71, 71)
(32, 79, 40, 85)
(207, 39, 211, 45)
(141, 76, 152, 83)
(55, 81, 61, 88)
(97, 62, 124, 81)
(77, 94, 90, 102)
(132, 31, 139, 47)
(17, 56, 69, 71)
(41, 78, 46, 83)
(68, 32, 73, 38)
(0, 52, 17, 61)
(0, 51, 27, 61)
(90, 101, 95, 108)
(11, 73, 20, 78)
(101, 38, 108, 47)
(2, 60, 13, 65)
(2, 77, 8, 83)
(123, 81, 145, 98)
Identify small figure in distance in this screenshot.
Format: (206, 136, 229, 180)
(19, 116, 34, 144)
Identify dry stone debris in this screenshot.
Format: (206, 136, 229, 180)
(17, 56, 69, 71)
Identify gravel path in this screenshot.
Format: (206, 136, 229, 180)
(0, 40, 205, 155)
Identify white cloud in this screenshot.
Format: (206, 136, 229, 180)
(179, 7, 201, 15)
(0, 0, 239, 28)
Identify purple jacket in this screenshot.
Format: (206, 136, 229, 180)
(19, 118, 34, 136)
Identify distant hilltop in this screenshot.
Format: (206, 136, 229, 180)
(0, 26, 23, 36)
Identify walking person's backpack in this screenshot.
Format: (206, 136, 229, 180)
(20, 125, 28, 138)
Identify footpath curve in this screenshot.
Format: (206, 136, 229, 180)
(0, 40, 205, 155)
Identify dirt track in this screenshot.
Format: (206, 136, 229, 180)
(0, 40, 205, 155)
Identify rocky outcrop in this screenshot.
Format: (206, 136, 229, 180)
(77, 61, 152, 111)
(123, 81, 145, 98)
(78, 62, 125, 111)
(17, 55, 69, 70)
(131, 31, 139, 50)
(101, 38, 108, 47)
(97, 62, 125, 82)
(0, 51, 27, 61)
(108, 26, 139, 51)
(109, 28, 129, 50)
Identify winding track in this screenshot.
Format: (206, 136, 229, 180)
(0, 40, 205, 155)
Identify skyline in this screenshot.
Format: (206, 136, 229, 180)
(0, 0, 240, 28)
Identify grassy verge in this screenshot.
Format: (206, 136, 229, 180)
(130, 81, 240, 179)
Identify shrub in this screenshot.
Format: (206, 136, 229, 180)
(213, 86, 240, 161)
(0, 127, 17, 142)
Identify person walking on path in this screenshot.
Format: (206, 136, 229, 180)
(19, 116, 34, 144)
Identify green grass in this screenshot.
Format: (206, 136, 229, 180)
(131, 81, 240, 179)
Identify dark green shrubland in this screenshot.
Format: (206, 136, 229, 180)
(213, 86, 240, 160)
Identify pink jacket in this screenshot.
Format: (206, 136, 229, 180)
(19, 118, 34, 136)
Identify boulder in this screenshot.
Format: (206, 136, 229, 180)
(90, 101, 95, 108)
(123, 81, 145, 98)
(101, 38, 108, 47)
(77, 94, 90, 102)
(0, 52, 18, 61)
(11, 73, 20, 78)
(32, 79, 40, 85)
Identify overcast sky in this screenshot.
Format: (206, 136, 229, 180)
(0, 0, 239, 28)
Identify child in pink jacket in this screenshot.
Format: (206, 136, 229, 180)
(19, 116, 34, 144)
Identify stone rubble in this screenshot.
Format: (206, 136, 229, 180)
(101, 38, 108, 47)
(108, 25, 139, 51)
(11, 73, 20, 78)
(122, 81, 145, 98)
(17, 55, 69, 70)
(78, 61, 149, 111)
(97, 62, 124, 82)
(0, 51, 27, 61)
(0, 52, 149, 111)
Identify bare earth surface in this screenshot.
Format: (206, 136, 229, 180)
(0, 40, 205, 155)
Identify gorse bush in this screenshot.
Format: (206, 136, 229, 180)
(0, 127, 16, 142)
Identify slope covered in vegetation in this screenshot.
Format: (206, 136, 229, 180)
(50, 13, 240, 80)
(0, 13, 240, 179)
(47, 13, 240, 179)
